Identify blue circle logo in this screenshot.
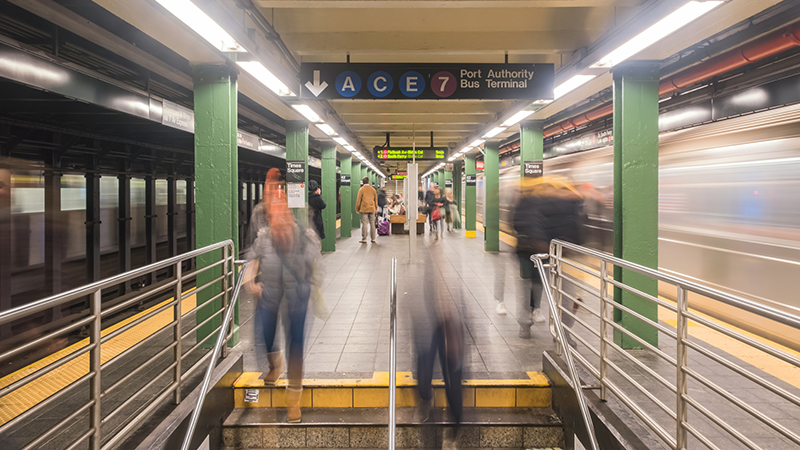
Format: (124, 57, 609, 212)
(336, 71, 361, 97)
(399, 71, 425, 98)
(367, 71, 393, 98)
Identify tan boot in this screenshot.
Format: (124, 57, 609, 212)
(286, 387, 303, 423)
(263, 352, 284, 385)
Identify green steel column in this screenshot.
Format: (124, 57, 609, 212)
(453, 161, 462, 229)
(612, 61, 660, 349)
(519, 120, 544, 278)
(351, 161, 360, 229)
(286, 121, 309, 228)
(321, 144, 337, 252)
(340, 155, 352, 237)
(464, 154, 477, 238)
(193, 63, 238, 347)
(484, 141, 500, 252)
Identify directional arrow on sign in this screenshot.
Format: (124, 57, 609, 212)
(305, 70, 328, 97)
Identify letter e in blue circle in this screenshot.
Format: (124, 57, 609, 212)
(336, 71, 361, 97)
(368, 71, 393, 98)
(399, 71, 425, 98)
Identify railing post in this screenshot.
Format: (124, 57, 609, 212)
(174, 260, 183, 404)
(676, 286, 689, 450)
(222, 246, 229, 358)
(89, 289, 102, 450)
(389, 257, 397, 450)
(599, 260, 609, 402)
(553, 243, 564, 356)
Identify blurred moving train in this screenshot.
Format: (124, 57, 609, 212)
(474, 102, 800, 350)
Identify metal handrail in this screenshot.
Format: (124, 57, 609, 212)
(388, 257, 398, 450)
(531, 254, 600, 450)
(180, 260, 248, 450)
(0, 240, 236, 450)
(542, 239, 800, 450)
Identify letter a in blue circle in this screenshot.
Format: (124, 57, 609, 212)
(368, 71, 393, 98)
(336, 71, 361, 97)
(400, 71, 425, 98)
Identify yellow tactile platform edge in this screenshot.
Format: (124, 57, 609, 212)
(0, 289, 199, 425)
(232, 371, 551, 408)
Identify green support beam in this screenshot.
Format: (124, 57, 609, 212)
(519, 120, 544, 278)
(321, 144, 336, 252)
(340, 155, 352, 237)
(351, 162, 361, 229)
(484, 142, 500, 252)
(453, 161, 462, 229)
(612, 61, 660, 349)
(286, 121, 309, 228)
(464, 154, 476, 238)
(193, 63, 238, 347)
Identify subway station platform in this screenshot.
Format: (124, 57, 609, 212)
(239, 228, 548, 380)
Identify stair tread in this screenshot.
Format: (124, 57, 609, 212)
(225, 407, 562, 427)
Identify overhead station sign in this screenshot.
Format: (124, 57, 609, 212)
(375, 147, 447, 161)
(301, 63, 554, 100)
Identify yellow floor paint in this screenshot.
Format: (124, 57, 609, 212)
(0, 289, 199, 425)
(233, 371, 551, 408)
(474, 221, 517, 247)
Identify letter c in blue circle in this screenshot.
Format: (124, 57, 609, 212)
(368, 71, 393, 98)
(399, 71, 425, 98)
(336, 71, 361, 97)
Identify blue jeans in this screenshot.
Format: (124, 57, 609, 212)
(257, 282, 309, 385)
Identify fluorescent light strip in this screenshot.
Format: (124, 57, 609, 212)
(502, 110, 535, 127)
(592, 1, 723, 68)
(237, 61, 294, 97)
(470, 139, 485, 148)
(333, 137, 348, 146)
(315, 123, 337, 136)
(483, 127, 506, 138)
(459, 146, 473, 154)
(154, 0, 244, 52)
(554, 75, 596, 99)
(293, 104, 322, 123)
(344, 145, 356, 152)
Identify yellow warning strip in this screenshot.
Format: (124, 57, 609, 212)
(233, 372, 551, 408)
(474, 221, 517, 247)
(0, 289, 198, 425)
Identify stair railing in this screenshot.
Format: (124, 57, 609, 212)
(180, 260, 248, 450)
(532, 253, 600, 450)
(388, 257, 398, 450)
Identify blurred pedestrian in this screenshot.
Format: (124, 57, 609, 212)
(445, 188, 455, 232)
(308, 179, 325, 240)
(513, 176, 583, 342)
(424, 186, 435, 233)
(432, 186, 447, 240)
(413, 251, 465, 446)
(244, 168, 321, 423)
(356, 176, 378, 243)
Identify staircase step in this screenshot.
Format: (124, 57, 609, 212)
(222, 407, 564, 449)
(233, 372, 551, 409)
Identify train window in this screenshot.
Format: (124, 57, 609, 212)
(10, 172, 43, 214)
(156, 179, 168, 206)
(61, 174, 85, 211)
(178, 180, 187, 204)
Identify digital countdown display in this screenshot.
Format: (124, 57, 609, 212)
(375, 148, 447, 161)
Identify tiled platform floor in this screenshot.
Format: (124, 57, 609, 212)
(239, 226, 552, 379)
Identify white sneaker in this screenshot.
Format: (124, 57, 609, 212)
(531, 309, 545, 323)
(495, 302, 507, 315)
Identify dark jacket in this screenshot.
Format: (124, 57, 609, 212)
(309, 192, 326, 239)
(513, 189, 582, 255)
(424, 190, 435, 213)
(378, 189, 387, 208)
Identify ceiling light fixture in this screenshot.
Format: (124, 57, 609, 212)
(501, 110, 535, 127)
(333, 137, 348, 146)
(344, 145, 356, 152)
(459, 146, 473, 154)
(483, 127, 506, 138)
(315, 123, 337, 136)
(292, 104, 322, 123)
(154, 0, 244, 52)
(237, 61, 294, 97)
(554, 75, 596, 99)
(470, 139, 485, 148)
(592, 1, 723, 68)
